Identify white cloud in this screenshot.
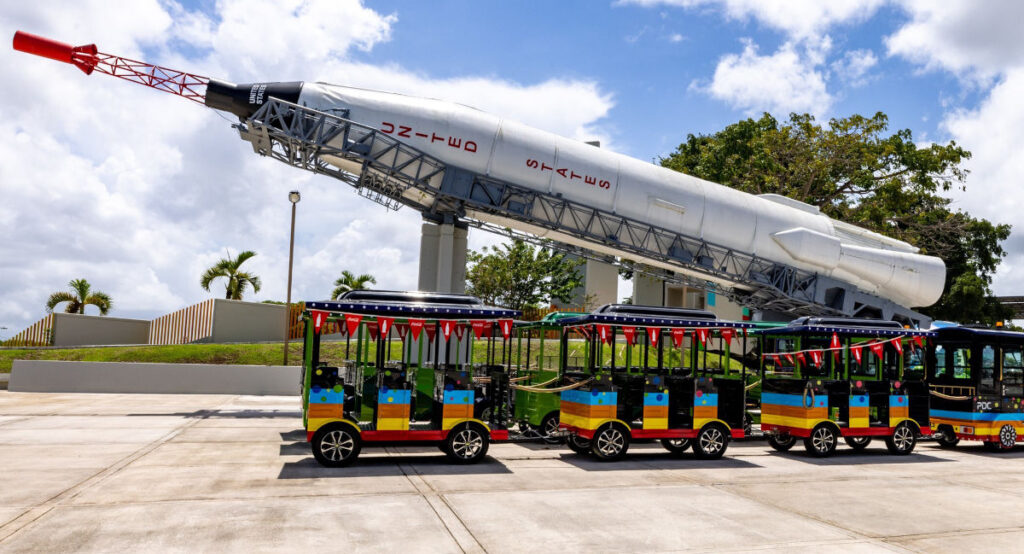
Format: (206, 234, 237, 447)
(831, 49, 878, 87)
(668, 33, 684, 43)
(617, 0, 885, 41)
(697, 39, 832, 117)
(886, 0, 1024, 83)
(0, 0, 615, 332)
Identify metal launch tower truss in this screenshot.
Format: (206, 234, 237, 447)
(237, 99, 930, 326)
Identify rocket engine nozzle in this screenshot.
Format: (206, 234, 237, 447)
(13, 31, 98, 74)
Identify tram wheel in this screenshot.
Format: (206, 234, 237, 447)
(661, 438, 692, 456)
(985, 425, 1017, 452)
(844, 436, 872, 451)
(567, 434, 591, 455)
(444, 422, 490, 464)
(885, 421, 917, 455)
(803, 424, 838, 457)
(693, 423, 730, 460)
(591, 423, 630, 462)
(540, 413, 564, 444)
(311, 423, 362, 468)
(935, 426, 959, 448)
(768, 433, 796, 452)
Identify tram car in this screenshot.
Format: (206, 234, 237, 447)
(300, 291, 519, 467)
(929, 325, 1024, 451)
(556, 304, 755, 461)
(755, 318, 934, 457)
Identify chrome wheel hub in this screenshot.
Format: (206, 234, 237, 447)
(596, 428, 624, 456)
(700, 428, 724, 454)
(320, 430, 355, 461)
(812, 428, 835, 453)
(893, 425, 913, 451)
(452, 429, 484, 459)
(1000, 425, 1017, 448)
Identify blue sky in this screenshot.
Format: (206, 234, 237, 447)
(2, 0, 1023, 336)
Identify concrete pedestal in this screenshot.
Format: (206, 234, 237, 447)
(417, 221, 467, 294)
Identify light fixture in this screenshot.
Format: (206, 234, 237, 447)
(289, 190, 301, 204)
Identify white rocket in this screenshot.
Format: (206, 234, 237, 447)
(14, 31, 947, 309)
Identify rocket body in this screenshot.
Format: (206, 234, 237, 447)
(212, 80, 947, 308)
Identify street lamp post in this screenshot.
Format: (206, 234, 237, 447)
(283, 190, 300, 365)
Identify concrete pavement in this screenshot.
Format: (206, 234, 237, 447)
(0, 391, 1021, 552)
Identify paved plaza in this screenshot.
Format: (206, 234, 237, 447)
(0, 391, 1021, 552)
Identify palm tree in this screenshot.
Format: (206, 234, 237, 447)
(331, 270, 376, 299)
(46, 278, 112, 315)
(201, 250, 262, 300)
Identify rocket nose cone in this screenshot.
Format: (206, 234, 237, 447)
(204, 79, 304, 118)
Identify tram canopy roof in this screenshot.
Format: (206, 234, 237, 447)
(934, 325, 1024, 339)
(305, 290, 519, 319)
(750, 323, 936, 337)
(559, 312, 754, 329)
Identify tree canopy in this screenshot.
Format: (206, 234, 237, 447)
(465, 240, 583, 311)
(46, 278, 112, 315)
(331, 270, 377, 299)
(200, 250, 262, 300)
(660, 112, 1011, 324)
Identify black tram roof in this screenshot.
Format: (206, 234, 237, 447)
(933, 325, 1024, 340)
(305, 290, 519, 319)
(751, 318, 935, 337)
(594, 304, 718, 320)
(560, 304, 751, 329)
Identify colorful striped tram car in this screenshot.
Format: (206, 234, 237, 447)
(512, 312, 586, 441)
(929, 325, 1024, 451)
(556, 304, 755, 461)
(756, 318, 934, 457)
(300, 291, 519, 467)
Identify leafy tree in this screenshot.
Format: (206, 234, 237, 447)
(660, 112, 1011, 324)
(331, 270, 377, 299)
(201, 250, 262, 300)
(466, 240, 583, 311)
(46, 278, 112, 315)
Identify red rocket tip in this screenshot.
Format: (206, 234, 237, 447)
(13, 30, 98, 74)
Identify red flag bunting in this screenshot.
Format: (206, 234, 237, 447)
(395, 323, 409, 340)
(869, 341, 885, 359)
(913, 335, 924, 347)
(344, 314, 363, 336)
(378, 317, 394, 338)
(367, 321, 379, 340)
(647, 327, 661, 346)
(623, 326, 636, 346)
(499, 319, 513, 340)
(720, 328, 735, 344)
(597, 324, 613, 345)
(831, 332, 842, 362)
(440, 320, 455, 341)
(454, 323, 465, 340)
(471, 320, 487, 339)
(424, 323, 437, 342)
(696, 328, 709, 346)
(810, 350, 824, 367)
(310, 310, 329, 334)
(891, 337, 903, 355)
(671, 328, 685, 348)
(795, 351, 807, 365)
(851, 344, 863, 364)
(772, 354, 782, 366)
(577, 326, 592, 339)
(784, 353, 795, 365)
(409, 319, 425, 341)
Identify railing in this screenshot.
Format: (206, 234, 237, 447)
(149, 299, 214, 345)
(1, 313, 53, 347)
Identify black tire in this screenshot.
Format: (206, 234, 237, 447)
(444, 422, 490, 464)
(768, 433, 796, 452)
(540, 412, 565, 444)
(311, 423, 361, 467)
(803, 423, 838, 457)
(590, 422, 630, 462)
(567, 434, 591, 455)
(885, 421, 917, 455)
(844, 436, 872, 451)
(661, 438, 692, 456)
(693, 423, 730, 460)
(935, 426, 959, 449)
(743, 412, 753, 436)
(985, 424, 1017, 452)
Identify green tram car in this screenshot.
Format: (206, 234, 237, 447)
(756, 317, 935, 457)
(555, 304, 755, 461)
(300, 291, 520, 467)
(929, 325, 1024, 451)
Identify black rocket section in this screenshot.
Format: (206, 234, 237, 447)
(204, 79, 304, 119)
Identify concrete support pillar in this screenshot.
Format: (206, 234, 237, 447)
(584, 259, 618, 308)
(417, 220, 469, 295)
(633, 270, 664, 306)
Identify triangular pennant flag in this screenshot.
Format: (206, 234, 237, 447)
(913, 335, 924, 347)
(622, 326, 636, 346)
(597, 324, 613, 345)
(671, 328, 685, 348)
(647, 327, 661, 347)
(408, 319, 425, 341)
(720, 328, 735, 344)
(795, 351, 807, 365)
(424, 323, 437, 342)
(367, 321, 379, 340)
(577, 326, 592, 339)
(310, 310, 329, 334)
(784, 353, 795, 365)
(440, 320, 455, 341)
(499, 319, 513, 340)
(810, 350, 823, 367)
(869, 341, 885, 359)
(772, 354, 782, 366)
(891, 337, 903, 355)
(831, 332, 842, 361)
(696, 328, 709, 346)
(471, 320, 487, 339)
(851, 344, 863, 364)
(378, 317, 394, 338)
(344, 314, 363, 336)
(454, 323, 466, 340)
(395, 323, 409, 340)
